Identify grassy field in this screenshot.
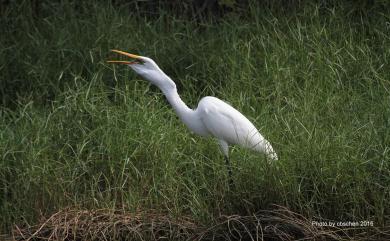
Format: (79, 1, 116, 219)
(1, 1, 389, 237)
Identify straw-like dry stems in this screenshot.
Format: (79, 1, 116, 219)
(12, 206, 389, 241)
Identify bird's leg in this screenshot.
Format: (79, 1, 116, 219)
(224, 155, 235, 189)
(218, 140, 235, 189)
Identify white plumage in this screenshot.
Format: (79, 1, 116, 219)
(196, 96, 277, 160)
(108, 49, 278, 184)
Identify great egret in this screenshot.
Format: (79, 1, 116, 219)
(108, 50, 278, 185)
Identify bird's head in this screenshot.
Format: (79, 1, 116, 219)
(108, 49, 175, 92)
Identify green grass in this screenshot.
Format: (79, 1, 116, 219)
(1, 0, 390, 235)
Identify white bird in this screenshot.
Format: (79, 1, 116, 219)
(108, 50, 278, 185)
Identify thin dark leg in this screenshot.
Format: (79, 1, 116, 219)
(224, 156, 235, 189)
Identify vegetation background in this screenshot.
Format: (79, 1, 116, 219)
(0, 0, 389, 237)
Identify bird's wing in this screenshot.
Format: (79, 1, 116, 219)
(197, 96, 275, 157)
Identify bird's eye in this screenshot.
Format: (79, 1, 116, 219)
(135, 59, 145, 65)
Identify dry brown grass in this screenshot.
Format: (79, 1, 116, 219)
(12, 206, 389, 241)
(13, 208, 198, 241)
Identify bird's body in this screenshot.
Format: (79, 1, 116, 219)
(196, 96, 276, 159)
(175, 95, 277, 159)
(108, 50, 278, 184)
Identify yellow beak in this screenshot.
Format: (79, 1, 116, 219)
(107, 49, 141, 65)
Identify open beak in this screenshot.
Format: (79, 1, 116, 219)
(107, 49, 141, 65)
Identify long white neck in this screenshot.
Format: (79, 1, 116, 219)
(156, 76, 208, 136)
(162, 85, 193, 121)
